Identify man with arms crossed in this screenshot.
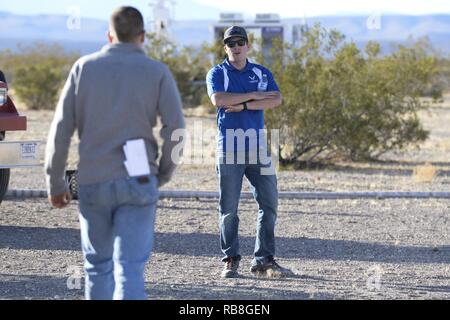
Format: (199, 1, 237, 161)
(206, 26, 290, 278)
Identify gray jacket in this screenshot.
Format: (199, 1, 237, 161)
(45, 43, 185, 195)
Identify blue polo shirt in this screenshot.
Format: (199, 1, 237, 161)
(206, 58, 279, 153)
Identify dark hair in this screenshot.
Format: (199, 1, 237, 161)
(110, 6, 145, 43)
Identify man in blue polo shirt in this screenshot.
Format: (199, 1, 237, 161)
(206, 26, 290, 278)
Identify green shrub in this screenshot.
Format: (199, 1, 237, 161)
(0, 43, 79, 110)
(265, 24, 441, 162)
(146, 33, 213, 108)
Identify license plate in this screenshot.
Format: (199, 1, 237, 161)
(20, 142, 38, 159)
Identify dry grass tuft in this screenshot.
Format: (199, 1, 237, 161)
(413, 163, 437, 183)
(439, 138, 450, 151)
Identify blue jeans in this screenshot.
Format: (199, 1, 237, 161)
(216, 152, 278, 266)
(77, 175, 159, 300)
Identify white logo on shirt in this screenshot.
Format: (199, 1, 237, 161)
(249, 75, 258, 83)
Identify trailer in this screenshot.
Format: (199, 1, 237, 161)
(0, 80, 41, 203)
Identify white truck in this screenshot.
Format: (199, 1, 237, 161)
(0, 76, 41, 203)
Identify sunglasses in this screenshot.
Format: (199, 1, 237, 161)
(225, 39, 247, 48)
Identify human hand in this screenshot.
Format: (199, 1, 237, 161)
(49, 191, 72, 209)
(251, 91, 279, 100)
(224, 104, 244, 113)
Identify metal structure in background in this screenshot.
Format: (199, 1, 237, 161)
(148, 0, 175, 38)
(212, 13, 285, 64)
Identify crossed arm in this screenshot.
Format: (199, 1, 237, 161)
(211, 91, 282, 112)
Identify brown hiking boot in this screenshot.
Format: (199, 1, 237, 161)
(250, 259, 293, 278)
(221, 258, 240, 278)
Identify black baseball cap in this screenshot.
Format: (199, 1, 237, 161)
(223, 26, 248, 43)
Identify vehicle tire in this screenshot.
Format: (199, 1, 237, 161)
(0, 131, 9, 203)
(0, 168, 10, 203)
(65, 170, 78, 200)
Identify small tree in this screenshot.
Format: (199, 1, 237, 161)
(265, 24, 441, 162)
(146, 32, 213, 108)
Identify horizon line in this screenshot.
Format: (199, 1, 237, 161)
(1, 10, 450, 22)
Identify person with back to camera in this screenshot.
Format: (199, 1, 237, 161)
(45, 6, 185, 299)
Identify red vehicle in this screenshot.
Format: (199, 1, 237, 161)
(0, 72, 40, 203)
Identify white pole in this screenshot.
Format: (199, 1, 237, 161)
(5, 189, 450, 200)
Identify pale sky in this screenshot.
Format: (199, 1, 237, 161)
(0, 0, 449, 21)
(197, 0, 450, 17)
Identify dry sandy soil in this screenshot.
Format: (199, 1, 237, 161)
(0, 98, 449, 300)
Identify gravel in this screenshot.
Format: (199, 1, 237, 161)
(0, 108, 449, 300)
(0, 197, 449, 300)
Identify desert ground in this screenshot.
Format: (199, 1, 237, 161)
(0, 97, 449, 300)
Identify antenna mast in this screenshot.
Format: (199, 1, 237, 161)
(149, 0, 175, 37)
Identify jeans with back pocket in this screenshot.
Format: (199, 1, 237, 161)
(77, 175, 159, 300)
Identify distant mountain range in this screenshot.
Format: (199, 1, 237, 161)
(0, 11, 449, 56)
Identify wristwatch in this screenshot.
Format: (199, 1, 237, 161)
(243, 102, 248, 110)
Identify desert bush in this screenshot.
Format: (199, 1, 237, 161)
(146, 25, 442, 162)
(146, 32, 213, 108)
(264, 24, 441, 162)
(0, 43, 79, 110)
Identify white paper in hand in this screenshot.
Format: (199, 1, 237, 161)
(123, 139, 151, 177)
